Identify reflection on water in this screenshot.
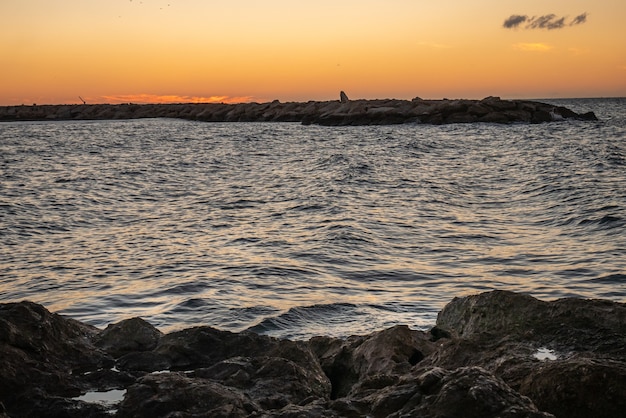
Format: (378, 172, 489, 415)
(1, 99, 625, 339)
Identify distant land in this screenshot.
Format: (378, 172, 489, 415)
(0, 95, 597, 126)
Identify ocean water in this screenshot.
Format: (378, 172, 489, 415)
(1, 98, 625, 340)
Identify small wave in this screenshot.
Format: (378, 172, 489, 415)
(119, 170, 145, 176)
(246, 303, 360, 338)
(343, 269, 438, 283)
(289, 203, 327, 212)
(174, 298, 208, 309)
(578, 214, 624, 228)
(219, 199, 265, 210)
(54, 176, 93, 184)
(588, 273, 626, 283)
(247, 265, 320, 279)
(539, 211, 625, 230)
(439, 233, 502, 242)
(170, 299, 281, 331)
(316, 153, 349, 168)
(323, 223, 374, 246)
(227, 237, 261, 245)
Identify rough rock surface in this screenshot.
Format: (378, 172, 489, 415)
(94, 317, 162, 358)
(1, 291, 624, 417)
(0, 97, 597, 125)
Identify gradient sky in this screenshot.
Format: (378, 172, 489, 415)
(1, 0, 625, 105)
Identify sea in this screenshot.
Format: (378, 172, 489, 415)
(1, 98, 625, 340)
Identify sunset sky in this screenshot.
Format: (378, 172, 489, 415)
(1, 0, 625, 105)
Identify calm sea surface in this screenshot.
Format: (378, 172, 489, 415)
(1, 98, 625, 339)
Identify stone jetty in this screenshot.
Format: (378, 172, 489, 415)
(1, 290, 624, 417)
(0, 96, 597, 126)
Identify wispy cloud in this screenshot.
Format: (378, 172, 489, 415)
(96, 94, 253, 104)
(503, 13, 588, 30)
(513, 43, 554, 52)
(529, 15, 566, 30)
(570, 13, 588, 26)
(503, 15, 528, 29)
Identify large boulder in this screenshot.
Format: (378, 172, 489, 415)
(94, 317, 162, 358)
(118, 372, 259, 418)
(411, 367, 553, 418)
(311, 325, 436, 399)
(432, 290, 626, 418)
(0, 301, 117, 417)
(436, 290, 626, 349)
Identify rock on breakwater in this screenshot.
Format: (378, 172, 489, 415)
(1, 291, 624, 417)
(0, 97, 597, 125)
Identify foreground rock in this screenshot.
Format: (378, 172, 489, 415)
(0, 97, 597, 126)
(1, 290, 624, 417)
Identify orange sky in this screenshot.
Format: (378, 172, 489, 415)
(1, 0, 625, 105)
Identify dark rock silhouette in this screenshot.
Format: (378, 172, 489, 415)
(1, 291, 624, 417)
(0, 97, 597, 126)
(94, 317, 162, 358)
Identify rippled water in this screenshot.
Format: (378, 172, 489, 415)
(1, 98, 625, 339)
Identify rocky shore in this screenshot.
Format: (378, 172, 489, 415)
(1, 290, 624, 417)
(0, 96, 597, 126)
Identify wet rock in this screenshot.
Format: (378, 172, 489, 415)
(118, 373, 259, 417)
(468, 102, 492, 116)
(326, 366, 552, 418)
(480, 111, 512, 123)
(2, 291, 624, 417)
(261, 400, 336, 418)
(117, 350, 171, 372)
(432, 290, 626, 418)
(153, 326, 320, 371)
(94, 317, 162, 358)
(436, 290, 626, 348)
(579, 111, 598, 121)
(481, 96, 518, 111)
(194, 355, 331, 410)
(519, 357, 626, 418)
(0, 301, 116, 417)
(446, 112, 478, 124)
(310, 325, 437, 399)
(412, 367, 553, 418)
(532, 109, 554, 123)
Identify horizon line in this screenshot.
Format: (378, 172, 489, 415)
(2, 95, 625, 107)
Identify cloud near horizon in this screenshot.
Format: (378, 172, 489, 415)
(503, 13, 588, 30)
(96, 94, 254, 104)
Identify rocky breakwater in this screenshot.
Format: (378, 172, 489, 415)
(1, 290, 624, 418)
(0, 97, 597, 126)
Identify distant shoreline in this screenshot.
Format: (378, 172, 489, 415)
(0, 97, 598, 126)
